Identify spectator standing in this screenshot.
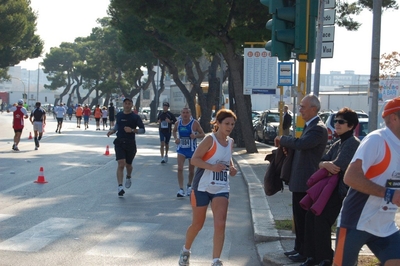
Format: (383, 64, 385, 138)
(282, 105, 292, 136)
(75, 104, 83, 128)
(54, 103, 66, 133)
(179, 109, 237, 266)
(108, 102, 115, 129)
(172, 107, 205, 197)
(29, 102, 47, 150)
(157, 102, 177, 163)
(102, 106, 108, 130)
(107, 98, 145, 197)
(333, 97, 400, 266)
(301, 107, 360, 266)
(94, 104, 102, 130)
(7, 99, 28, 151)
(274, 94, 328, 263)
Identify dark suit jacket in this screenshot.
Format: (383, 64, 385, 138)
(282, 112, 292, 130)
(279, 116, 328, 193)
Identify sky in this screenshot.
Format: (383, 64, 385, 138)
(17, 0, 400, 75)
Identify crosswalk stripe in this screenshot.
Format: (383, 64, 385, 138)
(86, 222, 161, 258)
(0, 214, 14, 222)
(189, 226, 232, 262)
(0, 217, 85, 252)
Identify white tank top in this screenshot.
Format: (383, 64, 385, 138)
(192, 133, 233, 194)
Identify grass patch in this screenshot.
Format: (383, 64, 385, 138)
(275, 219, 293, 230)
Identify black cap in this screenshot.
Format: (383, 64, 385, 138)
(123, 98, 133, 103)
(163, 102, 170, 107)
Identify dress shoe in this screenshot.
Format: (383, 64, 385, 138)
(284, 249, 298, 256)
(288, 253, 307, 262)
(318, 260, 332, 266)
(300, 257, 317, 266)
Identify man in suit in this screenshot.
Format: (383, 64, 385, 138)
(274, 94, 328, 263)
(282, 105, 292, 136)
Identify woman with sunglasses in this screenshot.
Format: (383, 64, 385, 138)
(301, 107, 360, 266)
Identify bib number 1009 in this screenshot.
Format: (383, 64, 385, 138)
(213, 171, 228, 181)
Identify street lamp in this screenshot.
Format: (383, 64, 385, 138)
(10, 76, 26, 99)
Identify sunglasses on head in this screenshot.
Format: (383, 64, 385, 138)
(334, 119, 348, 124)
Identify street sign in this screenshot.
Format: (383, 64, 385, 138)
(278, 62, 294, 86)
(243, 48, 278, 95)
(323, 9, 335, 25)
(324, 0, 336, 9)
(321, 42, 334, 58)
(322, 26, 335, 42)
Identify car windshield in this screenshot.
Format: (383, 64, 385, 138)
(267, 113, 280, 123)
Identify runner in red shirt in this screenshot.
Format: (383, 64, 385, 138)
(7, 99, 28, 151)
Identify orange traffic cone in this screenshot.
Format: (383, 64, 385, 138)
(34, 167, 48, 184)
(104, 145, 110, 156)
(28, 132, 33, 139)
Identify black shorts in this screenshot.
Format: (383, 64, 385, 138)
(113, 138, 137, 164)
(56, 117, 63, 123)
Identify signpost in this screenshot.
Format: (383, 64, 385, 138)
(243, 48, 278, 95)
(321, 0, 335, 59)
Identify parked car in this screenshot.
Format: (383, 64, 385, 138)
(253, 109, 282, 144)
(252, 111, 262, 122)
(322, 110, 369, 146)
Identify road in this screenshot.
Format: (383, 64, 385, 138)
(0, 113, 260, 266)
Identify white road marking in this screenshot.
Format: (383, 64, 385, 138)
(0, 214, 14, 222)
(0, 217, 85, 252)
(86, 222, 161, 258)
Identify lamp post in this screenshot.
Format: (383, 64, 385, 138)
(11, 76, 26, 99)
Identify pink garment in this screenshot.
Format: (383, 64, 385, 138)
(300, 168, 339, 216)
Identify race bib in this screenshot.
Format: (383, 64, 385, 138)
(206, 169, 229, 194)
(161, 120, 168, 128)
(381, 179, 400, 213)
(180, 137, 191, 148)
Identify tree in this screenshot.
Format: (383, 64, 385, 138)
(336, 0, 399, 31)
(109, 0, 271, 152)
(0, 0, 43, 68)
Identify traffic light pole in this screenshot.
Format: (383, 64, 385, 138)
(296, 55, 308, 137)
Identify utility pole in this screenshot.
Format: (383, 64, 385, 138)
(368, 0, 382, 131)
(313, 0, 325, 96)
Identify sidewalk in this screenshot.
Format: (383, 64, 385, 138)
(232, 141, 382, 266)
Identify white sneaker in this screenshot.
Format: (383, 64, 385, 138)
(179, 248, 190, 266)
(125, 177, 131, 189)
(186, 185, 192, 196)
(161, 157, 166, 163)
(211, 259, 223, 266)
(177, 189, 185, 197)
(164, 154, 168, 162)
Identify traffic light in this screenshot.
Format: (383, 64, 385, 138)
(261, 0, 294, 61)
(261, 0, 319, 62)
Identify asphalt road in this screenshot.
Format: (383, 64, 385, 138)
(0, 113, 261, 266)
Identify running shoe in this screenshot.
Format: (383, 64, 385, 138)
(178, 248, 190, 266)
(164, 154, 168, 163)
(12, 144, 15, 150)
(125, 177, 132, 189)
(177, 189, 185, 197)
(118, 187, 125, 197)
(186, 186, 192, 197)
(13, 146, 19, 151)
(55, 129, 58, 133)
(35, 147, 38, 150)
(161, 157, 166, 163)
(211, 260, 223, 266)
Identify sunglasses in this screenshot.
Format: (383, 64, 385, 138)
(334, 119, 348, 124)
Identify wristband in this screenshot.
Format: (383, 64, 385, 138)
(385, 188, 395, 204)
